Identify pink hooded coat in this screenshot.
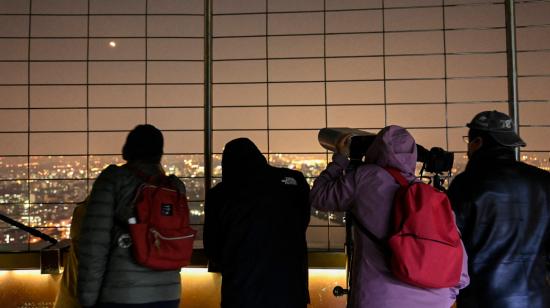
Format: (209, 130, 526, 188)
(310, 125, 469, 308)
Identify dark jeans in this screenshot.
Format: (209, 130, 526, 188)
(94, 300, 180, 308)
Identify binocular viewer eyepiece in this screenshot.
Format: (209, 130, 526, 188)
(318, 127, 454, 174)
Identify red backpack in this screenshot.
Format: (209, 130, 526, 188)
(356, 167, 463, 289)
(128, 174, 196, 270)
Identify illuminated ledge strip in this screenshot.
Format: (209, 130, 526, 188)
(0, 250, 346, 270)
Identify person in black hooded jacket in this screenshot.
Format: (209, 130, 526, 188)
(203, 138, 310, 308)
(448, 110, 550, 308)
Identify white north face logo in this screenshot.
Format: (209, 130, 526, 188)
(281, 177, 297, 186)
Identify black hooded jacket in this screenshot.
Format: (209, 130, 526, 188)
(203, 138, 310, 308)
(448, 148, 550, 308)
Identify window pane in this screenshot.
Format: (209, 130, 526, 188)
(386, 80, 445, 104)
(0, 39, 28, 60)
(213, 107, 267, 129)
(268, 0, 323, 12)
(517, 27, 550, 51)
(386, 31, 443, 55)
(90, 16, 145, 37)
(30, 38, 86, 61)
(447, 78, 507, 102)
(90, 39, 145, 60)
(213, 84, 267, 106)
(148, 0, 203, 14)
(0, 109, 27, 132)
(269, 130, 320, 153)
(408, 128, 447, 149)
(215, 37, 265, 60)
(326, 10, 382, 33)
(147, 107, 204, 130)
(214, 60, 266, 83)
(31, 86, 87, 109)
(148, 85, 203, 107)
(268, 154, 327, 178)
(519, 77, 550, 101)
(89, 132, 127, 155)
(89, 108, 145, 131)
(162, 154, 204, 177)
(0, 86, 27, 108)
(148, 16, 203, 37)
(148, 61, 203, 84)
(31, 204, 77, 229)
(326, 57, 383, 80)
(269, 59, 324, 82)
(447, 54, 506, 78)
(214, 14, 265, 37)
(29, 180, 87, 204)
(387, 104, 446, 128)
(386, 55, 444, 79)
(326, 0, 381, 10)
(0, 62, 27, 84)
(0, 133, 28, 156)
(521, 152, 550, 171)
(89, 85, 145, 107)
(385, 7, 442, 31)
(326, 34, 382, 57)
(148, 38, 203, 60)
(0, 228, 29, 251)
(30, 133, 87, 155)
(0, 0, 29, 14)
(31, 62, 86, 85)
(269, 36, 323, 58)
(307, 226, 328, 249)
(269, 82, 324, 105)
(446, 29, 506, 53)
(327, 81, 384, 105)
(30, 109, 86, 132)
(30, 156, 87, 179)
(164, 131, 204, 154)
(213, 0, 265, 14)
(327, 105, 386, 128)
(445, 4, 504, 29)
(90, 0, 146, 14)
(89, 62, 145, 84)
(89, 155, 124, 178)
(0, 156, 28, 180)
(520, 102, 550, 126)
(385, 0, 440, 8)
(0, 16, 28, 37)
(182, 180, 205, 201)
(32, 0, 87, 14)
(31, 16, 87, 37)
(522, 127, 550, 151)
(518, 52, 550, 75)
(516, 1, 550, 27)
(269, 13, 323, 35)
(270, 106, 325, 129)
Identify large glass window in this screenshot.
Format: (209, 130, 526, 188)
(1, 0, 548, 252)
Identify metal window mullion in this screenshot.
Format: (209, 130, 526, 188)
(204, 0, 213, 191)
(505, 0, 520, 160)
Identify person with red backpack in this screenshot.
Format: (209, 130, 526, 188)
(78, 124, 189, 308)
(310, 125, 469, 308)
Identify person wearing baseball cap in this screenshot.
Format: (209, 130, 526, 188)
(448, 110, 550, 308)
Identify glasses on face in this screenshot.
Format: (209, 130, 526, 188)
(462, 136, 470, 144)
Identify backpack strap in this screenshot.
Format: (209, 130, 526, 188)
(351, 213, 386, 248)
(384, 167, 410, 187)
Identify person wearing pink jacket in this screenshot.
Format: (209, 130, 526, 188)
(310, 125, 469, 308)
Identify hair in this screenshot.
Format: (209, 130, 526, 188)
(122, 124, 164, 163)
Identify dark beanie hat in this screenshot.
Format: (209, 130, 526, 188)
(122, 124, 164, 163)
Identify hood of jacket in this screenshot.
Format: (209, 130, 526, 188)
(221, 138, 268, 186)
(363, 125, 417, 175)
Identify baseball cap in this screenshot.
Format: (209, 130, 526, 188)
(467, 110, 526, 147)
